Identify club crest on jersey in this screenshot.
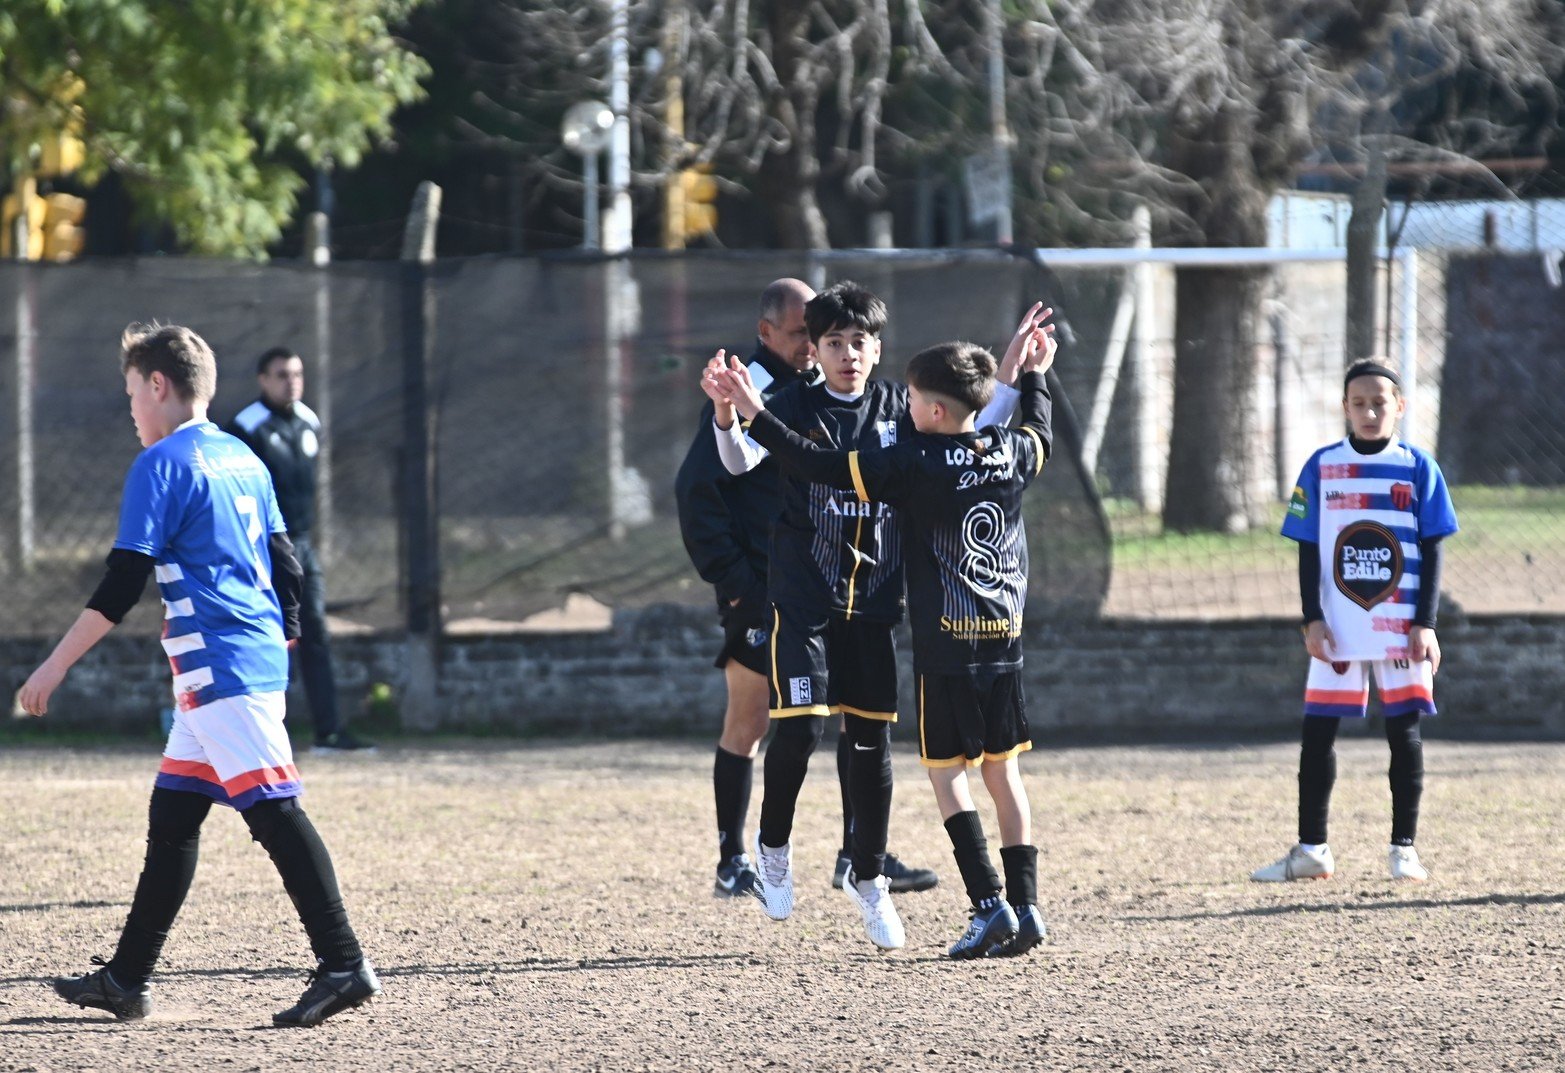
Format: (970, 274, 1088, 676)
(877, 420, 897, 447)
(1333, 520, 1404, 610)
(745, 627, 769, 649)
(1391, 482, 1414, 511)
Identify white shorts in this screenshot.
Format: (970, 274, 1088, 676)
(154, 691, 301, 809)
(1303, 658, 1436, 719)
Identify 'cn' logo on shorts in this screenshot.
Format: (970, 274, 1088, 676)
(789, 677, 812, 706)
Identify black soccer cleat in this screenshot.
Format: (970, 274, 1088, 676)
(832, 852, 939, 893)
(273, 960, 381, 1028)
(53, 957, 152, 1021)
(881, 852, 939, 894)
(714, 854, 762, 900)
(947, 900, 1019, 960)
(994, 902, 1048, 957)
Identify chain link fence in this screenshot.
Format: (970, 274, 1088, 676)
(5, 226, 1564, 637)
(0, 252, 1111, 638)
(1066, 184, 1565, 618)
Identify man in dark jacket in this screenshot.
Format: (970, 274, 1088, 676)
(675, 279, 937, 899)
(228, 348, 373, 753)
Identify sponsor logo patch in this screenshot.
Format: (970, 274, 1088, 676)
(745, 627, 768, 649)
(789, 676, 812, 706)
(1333, 520, 1405, 610)
(877, 420, 897, 447)
(1288, 484, 1308, 519)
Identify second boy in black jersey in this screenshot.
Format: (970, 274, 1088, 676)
(711, 324, 1057, 961)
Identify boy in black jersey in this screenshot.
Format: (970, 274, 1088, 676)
(708, 324, 1056, 959)
(709, 280, 1049, 952)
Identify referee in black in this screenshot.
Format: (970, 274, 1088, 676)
(228, 347, 373, 753)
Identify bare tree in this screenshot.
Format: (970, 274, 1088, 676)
(1006, 0, 1564, 530)
(440, 0, 993, 248)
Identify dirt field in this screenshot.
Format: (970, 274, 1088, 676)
(2, 738, 1562, 1072)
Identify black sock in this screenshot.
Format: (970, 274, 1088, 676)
(713, 747, 753, 862)
(108, 789, 212, 988)
(844, 715, 892, 882)
(1298, 716, 1339, 845)
(944, 810, 1001, 907)
(836, 730, 853, 857)
(242, 799, 363, 972)
(1385, 714, 1424, 846)
(758, 716, 823, 848)
(999, 844, 1038, 908)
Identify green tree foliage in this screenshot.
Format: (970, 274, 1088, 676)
(0, 0, 428, 255)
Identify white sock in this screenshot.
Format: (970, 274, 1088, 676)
(1299, 842, 1328, 855)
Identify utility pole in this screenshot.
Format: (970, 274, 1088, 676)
(985, 0, 1014, 245)
(605, 0, 633, 254)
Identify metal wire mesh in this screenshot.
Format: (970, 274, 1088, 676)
(0, 252, 1112, 637)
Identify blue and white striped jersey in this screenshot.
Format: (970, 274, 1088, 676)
(113, 420, 290, 709)
(1282, 437, 1458, 661)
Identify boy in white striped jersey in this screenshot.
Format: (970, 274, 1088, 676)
(1253, 359, 1458, 883)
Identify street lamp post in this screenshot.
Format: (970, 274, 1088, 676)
(561, 101, 615, 250)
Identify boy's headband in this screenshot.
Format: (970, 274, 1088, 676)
(1345, 363, 1400, 392)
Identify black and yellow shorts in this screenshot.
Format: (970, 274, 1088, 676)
(916, 667, 1031, 768)
(768, 602, 898, 722)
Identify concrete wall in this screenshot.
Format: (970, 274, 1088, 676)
(7, 607, 1563, 741)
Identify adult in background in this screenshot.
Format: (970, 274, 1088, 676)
(228, 348, 373, 753)
(675, 278, 938, 898)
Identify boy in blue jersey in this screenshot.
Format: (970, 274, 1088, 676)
(16, 323, 379, 1027)
(1251, 359, 1458, 884)
(707, 322, 1057, 958)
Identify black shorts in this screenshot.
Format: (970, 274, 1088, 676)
(714, 595, 771, 677)
(768, 603, 898, 722)
(917, 668, 1030, 768)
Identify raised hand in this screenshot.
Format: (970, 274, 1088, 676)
(711, 357, 766, 420)
(1020, 317, 1058, 376)
(998, 302, 1053, 385)
(701, 349, 738, 427)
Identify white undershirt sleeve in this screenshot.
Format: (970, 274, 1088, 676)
(976, 381, 1021, 427)
(714, 416, 770, 474)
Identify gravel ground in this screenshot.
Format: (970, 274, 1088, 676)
(2, 738, 1562, 1072)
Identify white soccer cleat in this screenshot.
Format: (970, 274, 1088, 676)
(842, 867, 906, 951)
(1250, 843, 1335, 882)
(1388, 844, 1428, 881)
(753, 835, 795, 921)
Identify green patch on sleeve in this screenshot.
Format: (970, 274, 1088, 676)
(1288, 485, 1308, 519)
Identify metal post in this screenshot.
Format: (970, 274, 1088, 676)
(306, 212, 333, 564)
(584, 152, 600, 251)
(605, 0, 633, 254)
(12, 265, 37, 572)
(399, 181, 442, 731)
(1127, 206, 1162, 512)
(1397, 248, 1420, 445)
(985, 0, 1013, 246)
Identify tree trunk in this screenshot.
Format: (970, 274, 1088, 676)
(757, 0, 829, 249)
(1162, 267, 1274, 533)
(1345, 130, 1388, 362)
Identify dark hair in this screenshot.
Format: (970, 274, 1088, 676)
(119, 322, 217, 403)
(905, 341, 998, 416)
(804, 280, 887, 343)
(257, 346, 299, 376)
(1344, 358, 1401, 396)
